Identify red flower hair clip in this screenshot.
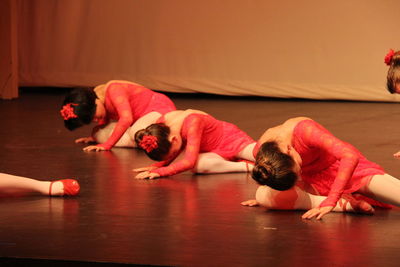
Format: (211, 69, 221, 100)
(60, 103, 78, 120)
(139, 135, 158, 153)
(384, 49, 395, 66)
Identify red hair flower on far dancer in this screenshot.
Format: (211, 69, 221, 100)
(60, 103, 78, 120)
(139, 135, 158, 153)
(384, 49, 395, 66)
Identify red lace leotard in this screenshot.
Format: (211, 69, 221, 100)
(254, 119, 389, 208)
(151, 114, 255, 177)
(96, 82, 176, 150)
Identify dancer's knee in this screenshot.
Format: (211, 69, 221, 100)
(193, 158, 217, 173)
(255, 186, 300, 210)
(193, 153, 222, 173)
(255, 186, 279, 209)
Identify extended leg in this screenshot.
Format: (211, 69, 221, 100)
(0, 173, 50, 195)
(357, 174, 400, 207)
(255, 185, 373, 214)
(0, 173, 79, 197)
(194, 152, 250, 173)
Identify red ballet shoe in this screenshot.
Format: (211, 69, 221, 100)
(342, 194, 374, 215)
(354, 200, 375, 215)
(49, 179, 80, 196)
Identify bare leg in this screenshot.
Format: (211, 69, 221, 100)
(0, 173, 76, 196)
(94, 112, 162, 148)
(357, 174, 400, 207)
(255, 185, 373, 214)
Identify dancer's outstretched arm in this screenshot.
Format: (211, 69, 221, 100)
(85, 85, 133, 151)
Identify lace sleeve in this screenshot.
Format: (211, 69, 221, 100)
(152, 115, 204, 177)
(151, 159, 173, 168)
(97, 85, 134, 150)
(298, 120, 359, 208)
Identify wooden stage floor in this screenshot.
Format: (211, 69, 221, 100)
(1, 89, 400, 266)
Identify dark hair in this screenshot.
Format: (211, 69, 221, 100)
(387, 51, 400, 94)
(61, 88, 97, 130)
(252, 141, 298, 191)
(135, 123, 172, 161)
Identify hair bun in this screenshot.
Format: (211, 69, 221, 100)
(134, 128, 148, 142)
(252, 163, 272, 185)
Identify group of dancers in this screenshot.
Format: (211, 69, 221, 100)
(1, 49, 400, 220)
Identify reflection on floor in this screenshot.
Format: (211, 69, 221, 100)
(0, 89, 399, 266)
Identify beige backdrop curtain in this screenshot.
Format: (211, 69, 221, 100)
(0, 0, 18, 99)
(17, 0, 400, 101)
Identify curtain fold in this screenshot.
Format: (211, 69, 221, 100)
(0, 0, 18, 99)
(17, 0, 400, 102)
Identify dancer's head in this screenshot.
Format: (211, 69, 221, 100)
(385, 49, 400, 94)
(61, 88, 100, 130)
(135, 123, 182, 161)
(251, 141, 300, 191)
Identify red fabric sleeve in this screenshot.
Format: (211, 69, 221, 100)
(152, 115, 204, 177)
(97, 85, 134, 150)
(151, 159, 173, 168)
(298, 120, 359, 208)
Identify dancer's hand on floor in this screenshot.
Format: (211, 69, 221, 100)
(132, 166, 157, 172)
(83, 145, 107, 152)
(135, 171, 160, 180)
(302, 206, 334, 220)
(393, 151, 400, 158)
(75, 136, 96, 144)
(241, 199, 259, 207)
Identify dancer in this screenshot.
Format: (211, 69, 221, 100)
(0, 173, 80, 197)
(384, 49, 400, 158)
(385, 49, 400, 94)
(242, 117, 400, 219)
(60, 80, 176, 151)
(133, 109, 256, 179)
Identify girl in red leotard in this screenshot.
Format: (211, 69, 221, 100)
(0, 173, 80, 197)
(60, 80, 176, 152)
(242, 117, 400, 220)
(385, 49, 400, 94)
(133, 109, 256, 179)
(384, 49, 400, 158)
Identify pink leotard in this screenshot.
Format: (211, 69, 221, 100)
(254, 120, 388, 208)
(151, 114, 255, 177)
(97, 82, 176, 150)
